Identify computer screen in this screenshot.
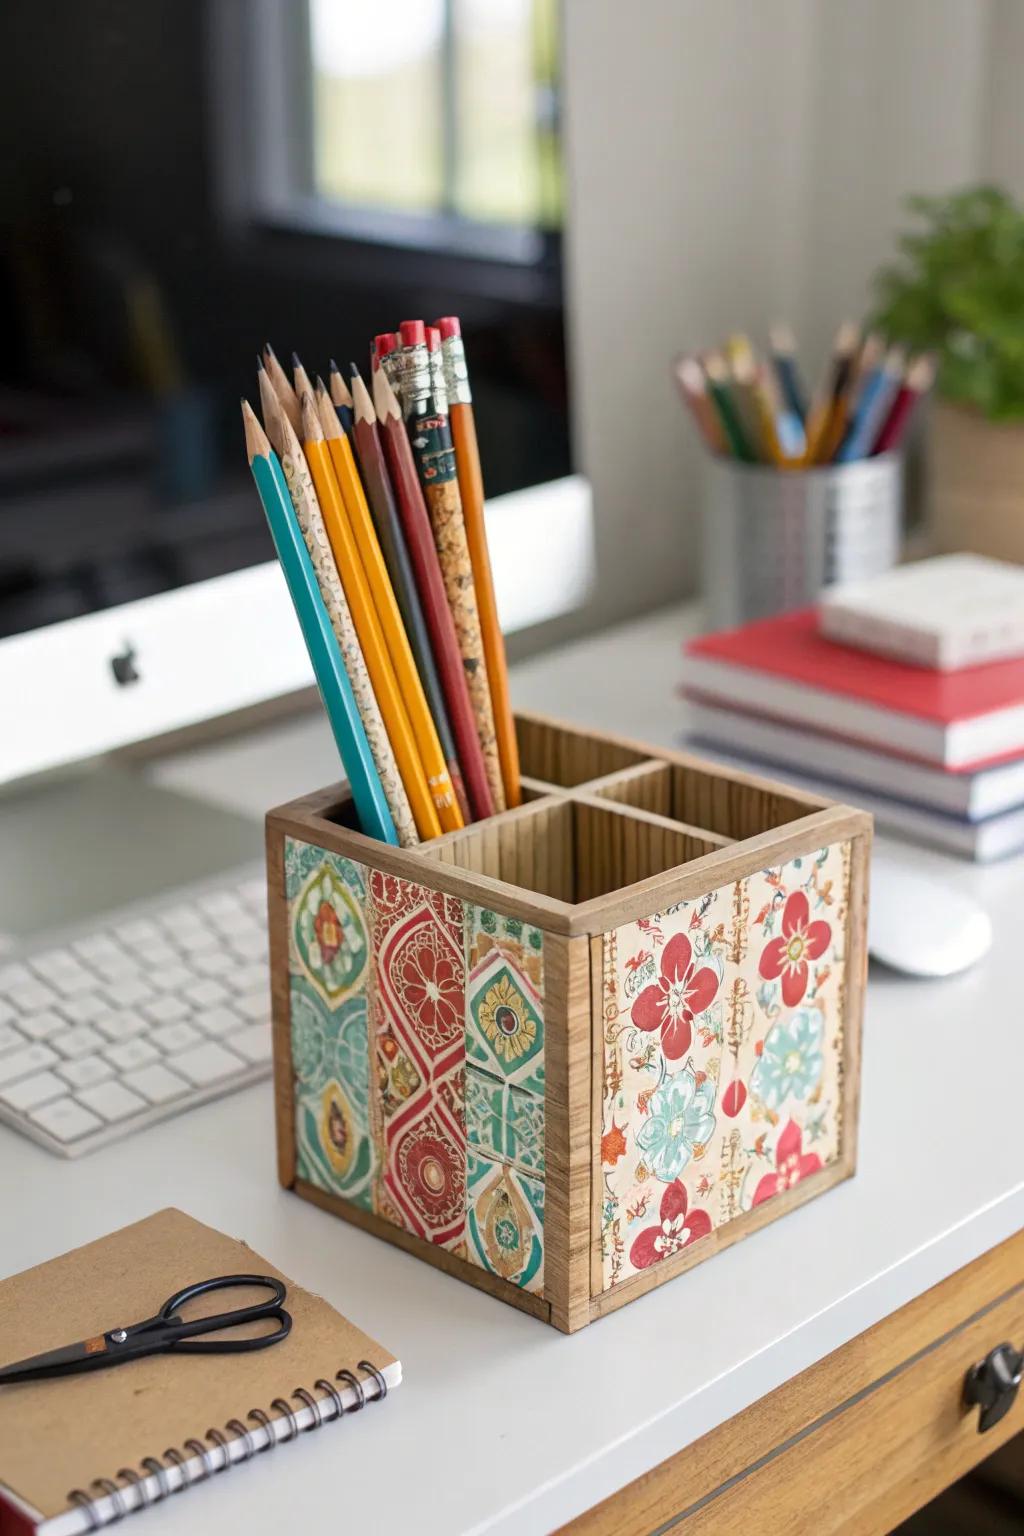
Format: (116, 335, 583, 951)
(0, 1, 570, 648)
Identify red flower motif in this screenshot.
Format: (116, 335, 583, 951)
(314, 901, 344, 964)
(629, 1178, 712, 1270)
(400, 943, 462, 1040)
(751, 1118, 822, 1207)
(630, 933, 720, 1061)
(758, 891, 831, 1008)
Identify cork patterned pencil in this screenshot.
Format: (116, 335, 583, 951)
(258, 370, 419, 848)
(399, 322, 505, 812)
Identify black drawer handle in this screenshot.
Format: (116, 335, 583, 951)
(964, 1342, 1022, 1433)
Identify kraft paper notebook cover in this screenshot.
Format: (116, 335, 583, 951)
(0, 1209, 401, 1535)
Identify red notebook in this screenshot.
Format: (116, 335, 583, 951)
(684, 610, 1024, 769)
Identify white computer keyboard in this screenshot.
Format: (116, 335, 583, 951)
(0, 864, 271, 1157)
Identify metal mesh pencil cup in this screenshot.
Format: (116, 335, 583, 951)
(701, 452, 902, 628)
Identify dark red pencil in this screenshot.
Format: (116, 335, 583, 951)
(372, 362, 494, 822)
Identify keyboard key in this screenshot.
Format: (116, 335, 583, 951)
(48, 964, 97, 998)
(114, 918, 161, 945)
(149, 964, 193, 993)
(231, 963, 268, 994)
(178, 929, 219, 956)
(51, 1025, 105, 1060)
(18, 1009, 65, 1041)
(75, 1081, 147, 1123)
(227, 1025, 272, 1065)
(124, 1063, 189, 1104)
(201, 890, 246, 919)
(93, 1011, 147, 1043)
(143, 995, 192, 1026)
(30, 950, 89, 983)
(105, 977, 152, 1008)
(193, 951, 235, 978)
(93, 951, 142, 982)
(228, 931, 266, 960)
(135, 940, 178, 968)
(0, 1070, 66, 1111)
(184, 978, 228, 1009)
(0, 963, 32, 993)
(149, 1021, 202, 1054)
(72, 934, 121, 964)
(162, 906, 205, 937)
(235, 990, 269, 1023)
(30, 1097, 103, 1142)
(0, 1022, 26, 1054)
(169, 1042, 244, 1086)
(0, 1043, 58, 1086)
(104, 1038, 160, 1072)
(58, 992, 109, 1025)
(200, 1006, 245, 1038)
(57, 1055, 114, 1090)
(7, 980, 59, 1013)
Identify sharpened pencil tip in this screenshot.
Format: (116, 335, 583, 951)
(315, 374, 327, 393)
(329, 358, 340, 374)
(291, 351, 302, 369)
(256, 353, 264, 371)
(263, 342, 275, 359)
(347, 361, 360, 380)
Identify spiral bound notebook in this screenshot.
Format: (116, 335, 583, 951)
(0, 1209, 401, 1535)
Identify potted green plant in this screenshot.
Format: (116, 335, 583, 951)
(874, 184, 1024, 561)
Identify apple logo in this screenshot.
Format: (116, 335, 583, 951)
(110, 643, 140, 686)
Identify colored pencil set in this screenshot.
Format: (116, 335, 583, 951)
(673, 323, 935, 469)
(241, 319, 520, 847)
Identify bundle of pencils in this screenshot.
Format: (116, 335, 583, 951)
(673, 324, 934, 469)
(241, 320, 522, 846)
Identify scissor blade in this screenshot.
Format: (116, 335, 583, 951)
(0, 1333, 114, 1384)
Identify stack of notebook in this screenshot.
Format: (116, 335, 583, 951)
(683, 557, 1024, 861)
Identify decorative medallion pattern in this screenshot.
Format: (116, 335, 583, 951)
(285, 838, 546, 1292)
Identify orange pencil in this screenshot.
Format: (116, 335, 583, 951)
(433, 318, 521, 807)
(321, 376, 462, 833)
(299, 391, 442, 841)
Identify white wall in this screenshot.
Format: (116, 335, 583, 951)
(562, 0, 1023, 626)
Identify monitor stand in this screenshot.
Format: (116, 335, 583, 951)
(0, 765, 262, 943)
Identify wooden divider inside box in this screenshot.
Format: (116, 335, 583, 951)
(267, 711, 871, 1333)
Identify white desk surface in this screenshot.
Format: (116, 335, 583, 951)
(5, 603, 1024, 1535)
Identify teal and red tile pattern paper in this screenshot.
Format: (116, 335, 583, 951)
(285, 837, 545, 1294)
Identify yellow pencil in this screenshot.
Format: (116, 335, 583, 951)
(298, 392, 442, 841)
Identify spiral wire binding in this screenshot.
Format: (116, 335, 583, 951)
(65, 1359, 387, 1527)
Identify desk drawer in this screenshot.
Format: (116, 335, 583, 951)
(562, 1230, 1024, 1535)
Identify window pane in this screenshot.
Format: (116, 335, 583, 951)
(453, 0, 562, 229)
(310, 0, 445, 214)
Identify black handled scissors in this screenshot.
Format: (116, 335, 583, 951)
(0, 1274, 292, 1385)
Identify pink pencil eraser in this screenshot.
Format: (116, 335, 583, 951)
(399, 320, 426, 347)
(374, 333, 398, 357)
(435, 316, 461, 340)
(426, 326, 441, 352)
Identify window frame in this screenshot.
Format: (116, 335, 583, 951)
(209, 0, 561, 282)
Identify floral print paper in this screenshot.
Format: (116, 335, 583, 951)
(599, 841, 850, 1291)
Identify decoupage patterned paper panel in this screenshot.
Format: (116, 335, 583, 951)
(368, 869, 468, 1249)
(284, 838, 548, 1294)
(463, 907, 546, 1294)
(285, 837, 376, 1211)
(599, 840, 850, 1291)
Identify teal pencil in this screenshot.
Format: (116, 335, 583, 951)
(241, 399, 398, 845)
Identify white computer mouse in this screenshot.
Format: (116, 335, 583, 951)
(868, 851, 993, 977)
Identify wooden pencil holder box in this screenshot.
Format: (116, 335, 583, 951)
(267, 713, 871, 1332)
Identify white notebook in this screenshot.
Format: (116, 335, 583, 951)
(820, 554, 1024, 671)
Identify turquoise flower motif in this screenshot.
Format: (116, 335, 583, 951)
(635, 1063, 717, 1183)
(751, 1009, 824, 1110)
